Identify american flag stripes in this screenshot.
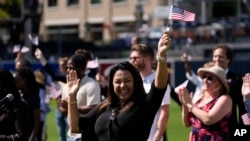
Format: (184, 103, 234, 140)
(12, 45, 30, 53)
(28, 33, 39, 46)
(169, 5, 195, 22)
(242, 113, 250, 125)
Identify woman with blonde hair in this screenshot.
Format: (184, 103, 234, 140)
(178, 65, 232, 141)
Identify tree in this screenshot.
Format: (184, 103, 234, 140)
(0, 0, 22, 20)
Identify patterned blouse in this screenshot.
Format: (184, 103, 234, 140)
(188, 96, 231, 141)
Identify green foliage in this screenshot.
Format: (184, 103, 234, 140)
(0, 0, 21, 18)
(0, 9, 9, 18)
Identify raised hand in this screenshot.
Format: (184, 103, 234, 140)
(182, 52, 188, 62)
(34, 48, 47, 65)
(157, 31, 171, 56)
(242, 73, 250, 100)
(15, 51, 23, 61)
(178, 87, 192, 105)
(34, 48, 44, 60)
(66, 70, 80, 97)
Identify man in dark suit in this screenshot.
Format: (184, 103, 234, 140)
(212, 44, 246, 140)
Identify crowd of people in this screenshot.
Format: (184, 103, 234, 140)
(1, 28, 250, 141)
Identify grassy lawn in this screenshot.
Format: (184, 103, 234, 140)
(167, 100, 190, 141)
(46, 100, 60, 141)
(46, 99, 190, 141)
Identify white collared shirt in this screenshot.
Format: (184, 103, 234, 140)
(143, 70, 171, 141)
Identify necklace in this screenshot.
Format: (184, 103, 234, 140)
(109, 107, 119, 121)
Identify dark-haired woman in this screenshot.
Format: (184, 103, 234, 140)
(15, 67, 41, 141)
(0, 68, 29, 140)
(66, 31, 171, 141)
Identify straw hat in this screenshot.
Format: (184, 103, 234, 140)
(34, 70, 45, 85)
(197, 65, 229, 93)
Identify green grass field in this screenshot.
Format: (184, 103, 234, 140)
(46, 99, 190, 141)
(167, 100, 190, 141)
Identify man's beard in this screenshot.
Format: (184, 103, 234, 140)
(135, 62, 146, 72)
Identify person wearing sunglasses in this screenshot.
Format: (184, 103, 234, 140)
(130, 44, 170, 141)
(212, 44, 246, 140)
(182, 52, 215, 104)
(177, 65, 232, 141)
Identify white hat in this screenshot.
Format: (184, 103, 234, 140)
(197, 65, 229, 93)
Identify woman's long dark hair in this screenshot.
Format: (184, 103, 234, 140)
(15, 67, 39, 95)
(96, 61, 145, 116)
(0, 68, 20, 101)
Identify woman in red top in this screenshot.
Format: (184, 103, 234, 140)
(178, 65, 232, 141)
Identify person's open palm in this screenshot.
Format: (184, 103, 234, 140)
(66, 70, 80, 96)
(178, 87, 192, 105)
(242, 73, 250, 97)
(34, 48, 44, 60)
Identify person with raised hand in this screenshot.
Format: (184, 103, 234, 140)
(66, 31, 171, 141)
(241, 73, 250, 125)
(177, 65, 232, 141)
(129, 43, 171, 141)
(212, 44, 245, 140)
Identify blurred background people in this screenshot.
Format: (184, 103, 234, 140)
(35, 48, 67, 83)
(35, 48, 69, 141)
(95, 72, 108, 101)
(14, 67, 41, 141)
(129, 44, 170, 141)
(34, 69, 51, 141)
(0, 68, 30, 141)
(74, 49, 99, 80)
(212, 44, 246, 139)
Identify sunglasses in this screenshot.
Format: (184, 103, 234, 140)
(130, 56, 140, 60)
(66, 66, 75, 71)
(201, 74, 214, 81)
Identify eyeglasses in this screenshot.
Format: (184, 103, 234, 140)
(201, 74, 214, 81)
(130, 56, 140, 60)
(66, 66, 75, 71)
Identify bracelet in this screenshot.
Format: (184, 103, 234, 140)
(156, 56, 167, 62)
(68, 101, 77, 104)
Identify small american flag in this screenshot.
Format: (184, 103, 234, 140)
(13, 44, 21, 53)
(242, 113, 250, 125)
(28, 33, 39, 46)
(169, 5, 195, 22)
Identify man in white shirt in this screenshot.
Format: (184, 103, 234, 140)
(130, 44, 170, 141)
